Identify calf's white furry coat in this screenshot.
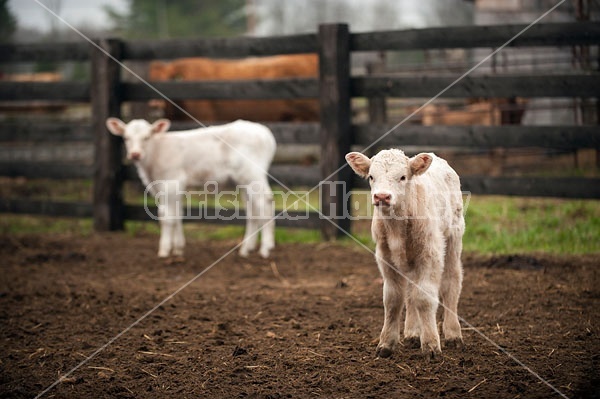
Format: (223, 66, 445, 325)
(106, 118, 276, 259)
(346, 149, 465, 358)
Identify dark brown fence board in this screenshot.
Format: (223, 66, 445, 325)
(0, 198, 93, 218)
(121, 34, 317, 60)
(351, 22, 600, 51)
(8, 122, 596, 149)
(353, 176, 600, 199)
(0, 122, 92, 142)
(461, 177, 600, 199)
(267, 123, 320, 144)
(0, 198, 320, 229)
(352, 74, 600, 99)
(0, 42, 90, 63)
(318, 24, 353, 239)
(0, 82, 90, 102)
(122, 78, 318, 101)
(0, 162, 92, 179)
(354, 125, 600, 149)
(274, 212, 321, 229)
(123, 165, 139, 182)
(269, 164, 320, 187)
(126, 204, 320, 229)
(91, 38, 125, 231)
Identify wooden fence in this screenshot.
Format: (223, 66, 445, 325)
(0, 22, 599, 239)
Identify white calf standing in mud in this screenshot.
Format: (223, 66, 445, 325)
(106, 118, 276, 259)
(346, 149, 465, 359)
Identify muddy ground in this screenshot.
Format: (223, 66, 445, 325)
(0, 232, 598, 399)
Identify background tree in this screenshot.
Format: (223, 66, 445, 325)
(104, 0, 246, 39)
(0, 0, 17, 43)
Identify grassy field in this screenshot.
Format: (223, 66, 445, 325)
(1, 182, 598, 255)
(462, 195, 598, 254)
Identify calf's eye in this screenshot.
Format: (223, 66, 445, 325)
(400, 176, 406, 181)
(368, 175, 374, 182)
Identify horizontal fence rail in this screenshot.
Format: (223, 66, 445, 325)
(2, 22, 598, 64)
(121, 33, 318, 60)
(122, 78, 318, 101)
(0, 198, 321, 229)
(353, 125, 600, 149)
(352, 176, 600, 199)
(3, 160, 598, 200)
(0, 22, 599, 238)
(0, 121, 92, 142)
(350, 22, 600, 51)
(0, 82, 90, 102)
(0, 42, 90, 63)
(351, 74, 600, 99)
(4, 73, 599, 102)
(0, 162, 93, 179)
(2, 122, 598, 150)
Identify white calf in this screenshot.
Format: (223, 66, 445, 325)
(346, 149, 464, 358)
(106, 118, 276, 259)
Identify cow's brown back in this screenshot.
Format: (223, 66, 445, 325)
(149, 55, 319, 122)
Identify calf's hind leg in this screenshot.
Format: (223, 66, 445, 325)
(256, 179, 275, 258)
(441, 234, 464, 347)
(239, 187, 259, 257)
(239, 179, 275, 258)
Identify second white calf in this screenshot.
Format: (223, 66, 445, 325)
(106, 118, 276, 259)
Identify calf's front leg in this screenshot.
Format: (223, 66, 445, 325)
(172, 217, 185, 259)
(158, 218, 175, 258)
(375, 247, 405, 358)
(408, 280, 441, 358)
(157, 189, 182, 258)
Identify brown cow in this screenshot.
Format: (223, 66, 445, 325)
(419, 98, 527, 126)
(421, 102, 501, 126)
(418, 99, 528, 177)
(149, 54, 319, 122)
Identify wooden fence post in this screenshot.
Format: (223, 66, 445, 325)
(91, 38, 124, 231)
(318, 24, 352, 240)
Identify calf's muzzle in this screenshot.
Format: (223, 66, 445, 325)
(373, 192, 392, 207)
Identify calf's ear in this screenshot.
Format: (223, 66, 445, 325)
(106, 117, 126, 136)
(410, 153, 433, 176)
(345, 152, 371, 178)
(152, 118, 171, 134)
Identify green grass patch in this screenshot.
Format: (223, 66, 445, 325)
(0, 194, 598, 255)
(0, 214, 94, 236)
(463, 196, 599, 254)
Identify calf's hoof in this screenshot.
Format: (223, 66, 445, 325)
(421, 344, 442, 361)
(444, 338, 464, 349)
(239, 248, 250, 258)
(172, 248, 185, 257)
(259, 248, 270, 259)
(165, 256, 185, 265)
(376, 345, 393, 358)
(403, 336, 421, 349)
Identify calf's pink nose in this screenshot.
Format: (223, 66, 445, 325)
(373, 193, 391, 206)
(130, 152, 141, 161)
